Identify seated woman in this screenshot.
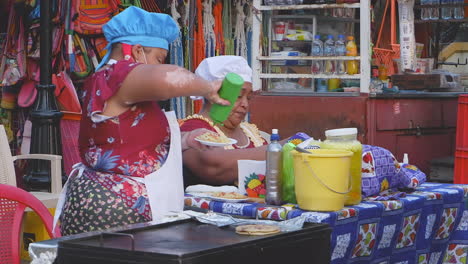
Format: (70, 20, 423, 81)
(180, 56, 269, 187)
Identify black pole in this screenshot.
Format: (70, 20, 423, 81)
(24, 0, 63, 191)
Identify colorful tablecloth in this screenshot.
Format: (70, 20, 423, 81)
(184, 183, 468, 264)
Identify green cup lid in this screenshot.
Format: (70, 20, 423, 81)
(225, 72, 244, 86)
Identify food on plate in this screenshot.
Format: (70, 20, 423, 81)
(235, 224, 281, 236)
(196, 131, 230, 143)
(210, 191, 248, 199)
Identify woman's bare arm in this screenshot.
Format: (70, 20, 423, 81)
(183, 145, 268, 185)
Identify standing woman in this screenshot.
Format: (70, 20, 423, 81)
(57, 7, 228, 235)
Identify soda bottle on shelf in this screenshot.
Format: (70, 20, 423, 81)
(453, 0, 464, 19)
(346, 35, 359, 75)
(420, 0, 430, 20)
(335, 34, 346, 74)
(311, 35, 324, 74)
(441, 0, 453, 19)
(324, 35, 336, 74)
(429, 0, 440, 20)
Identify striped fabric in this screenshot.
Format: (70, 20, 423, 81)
(73, 0, 120, 35)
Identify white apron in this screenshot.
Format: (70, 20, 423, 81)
(54, 111, 184, 231)
(145, 111, 184, 221)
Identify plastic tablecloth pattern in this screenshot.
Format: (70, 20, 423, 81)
(184, 183, 468, 264)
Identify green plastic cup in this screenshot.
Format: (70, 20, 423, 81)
(209, 72, 245, 124)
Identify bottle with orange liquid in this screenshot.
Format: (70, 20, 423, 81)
(346, 36, 359, 75)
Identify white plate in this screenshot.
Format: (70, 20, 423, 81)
(195, 137, 237, 147)
(188, 192, 249, 203)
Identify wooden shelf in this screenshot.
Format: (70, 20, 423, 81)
(259, 73, 361, 79)
(271, 14, 359, 23)
(258, 55, 361, 60)
(415, 18, 468, 23)
(258, 3, 360, 10)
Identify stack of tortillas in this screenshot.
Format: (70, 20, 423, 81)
(235, 224, 281, 236)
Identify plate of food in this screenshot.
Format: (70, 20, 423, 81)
(235, 224, 281, 236)
(208, 191, 249, 202)
(188, 191, 249, 203)
(195, 131, 237, 147)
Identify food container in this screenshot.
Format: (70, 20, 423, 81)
(321, 128, 362, 206)
(271, 51, 307, 66)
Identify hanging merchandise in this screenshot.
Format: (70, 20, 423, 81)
(170, 0, 187, 119)
(213, 0, 224, 55)
(140, 0, 162, 13)
(234, 0, 247, 58)
(397, 0, 416, 72)
(73, 0, 121, 35)
(223, 0, 234, 55)
(53, 71, 82, 113)
(120, 0, 142, 9)
(193, 0, 206, 69)
(192, 0, 206, 114)
(245, 1, 253, 65)
(71, 34, 93, 78)
(202, 0, 216, 58)
(1, 2, 26, 84)
(26, 23, 64, 59)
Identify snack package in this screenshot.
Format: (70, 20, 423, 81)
(281, 142, 297, 204)
(287, 132, 311, 146)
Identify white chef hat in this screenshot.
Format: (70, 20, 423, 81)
(195, 56, 252, 83)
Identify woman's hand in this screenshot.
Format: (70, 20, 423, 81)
(204, 80, 230, 106)
(181, 128, 221, 151)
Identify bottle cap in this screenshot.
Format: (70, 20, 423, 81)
(272, 128, 278, 134)
(347, 36, 354, 40)
(325, 128, 358, 137)
(338, 34, 345, 39)
(314, 35, 321, 39)
(327, 34, 334, 39)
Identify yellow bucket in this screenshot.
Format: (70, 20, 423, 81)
(292, 149, 353, 211)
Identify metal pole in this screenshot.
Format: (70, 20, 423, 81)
(24, 0, 64, 191)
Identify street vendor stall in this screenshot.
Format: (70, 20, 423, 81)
(248, 0, 467, 182)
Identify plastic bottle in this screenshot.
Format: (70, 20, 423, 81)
(441, 0, 453, 19)
(321, 128, 362, 205)
(421, 0, 430, 20)
(265, 129, 283, 205)
(346, 36, 359, 75)
(209, 73, 245, 124)
(335, 34, 346, 75)
(454, 0, 464, 19)
(370, 70, 383, 93)
(430, 0, 440, 20)
(311, 35, 324, 74)
(324, 35, 336, 75)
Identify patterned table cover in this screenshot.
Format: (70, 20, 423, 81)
(184, 183, 468, 264)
